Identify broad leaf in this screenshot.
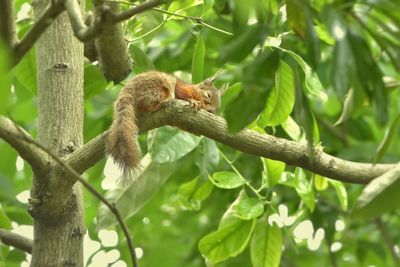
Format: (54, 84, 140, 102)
(129, 44, 155, 73)
(96, 155, 174, 229)
(83, 64, 108, 99)
(178, 176, 213, 211)
(352, 164, 400, 219)
(329, 179, 348, 211)
(210, 171, 246, 189)
(262, 159, 285, 187)
(232, 196, 264, 220)
(191, 35, 205, 83)
(258, 60, 295, 127)
(198, 218, 256, 264)
(250, 219, 282, 267)
(150, 127, 202, 164)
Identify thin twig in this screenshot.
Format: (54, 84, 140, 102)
(0, 0, 17, 49)
(13, 0, 65, 65)
(7, 122, 139, 267)
(219, 150, 266, 199)
(104, 0, 233, 36)
(66, 0, 168, 42)
(375, 218, 400, 266)
(0, 229, 33, 254)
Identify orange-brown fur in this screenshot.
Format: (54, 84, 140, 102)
(106, 71, 219, 184)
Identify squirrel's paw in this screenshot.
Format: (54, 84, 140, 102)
(189, 99, 201, 111)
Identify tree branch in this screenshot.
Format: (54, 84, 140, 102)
(65, 0, 169, 42)
(0, 229, 33, 254)
(0, 0, 17, 49)
(66, 100, 396, 184)
(13, 0, 64, 65)
(4, 120, 139, 267)
(0, 116, 50, 176)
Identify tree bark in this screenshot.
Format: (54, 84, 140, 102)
(31, 0, 85, 266)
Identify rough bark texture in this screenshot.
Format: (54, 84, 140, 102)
(31, 0, 85, 266)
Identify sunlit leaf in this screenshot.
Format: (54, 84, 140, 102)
(232, 197, 264, 220)
(151, 127, 202, 163)
(210, 171, 246, 189)
(258, 60, 295, 127)
(329, 179, 348, 211)
(262, 159, 285, 187)
(294, 168, 315, 212)
(191, 35, 205, 83)
(178, 176, 214, 211)
(314, 175, 328, 191)
(250, 219, 282, 267)
(198, 217, 255, 264)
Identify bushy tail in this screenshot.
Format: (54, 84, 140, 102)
(106, 94, 141, 184)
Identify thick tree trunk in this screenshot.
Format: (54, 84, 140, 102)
(31, 0, 85, 266)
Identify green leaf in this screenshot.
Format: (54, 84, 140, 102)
(151, 127, 202, 164)
(12, 48, 37, 95)
(203, 0, 214, 14)
(335, 88, 355, 126)
(347, 30, 388, 124)
(0, 206, 11, 229)
(250, 219, 282, 267)
(332, 39, 351, 98)
(329, 179, 348, 211)
(198, 218, 256, 264)
(286, 0, 320, 67)
(210, 171, 247, 189)
(294, 168, 315, 212)
(281, 116, 302, 141)
(129, 44, 155, 73)
(285, 49, 326, 102)
(220, 83, 242, 112)
(195, 139, 220, 177)
(373, 115, 400, 163)
(220, 25, 266, 63)
(262, 159, 285, 187)
(96, 155, 174, 229)
(258, 60, 295, 127)
(352, 164, 400, 219)
(314, 175, 328, 191)
(178, 177, 214, 211)
(225, 50, 279, 132)
(191, 35, 205, 83)
(83, 64, 108, 99)
(232, 197, 264, 220)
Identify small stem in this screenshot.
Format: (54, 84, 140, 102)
(375, 218, 400, 266)
(103, 0, 233, 35)
(219, 150, 266, 199)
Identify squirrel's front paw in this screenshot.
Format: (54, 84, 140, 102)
(189, 99, 201, 111)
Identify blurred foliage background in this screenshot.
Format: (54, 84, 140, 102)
(1, 0, 400, 266)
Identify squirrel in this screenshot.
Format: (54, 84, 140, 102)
(106, 71, 220, 184)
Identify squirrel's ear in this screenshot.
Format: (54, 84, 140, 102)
(203, 69, 225, 86)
